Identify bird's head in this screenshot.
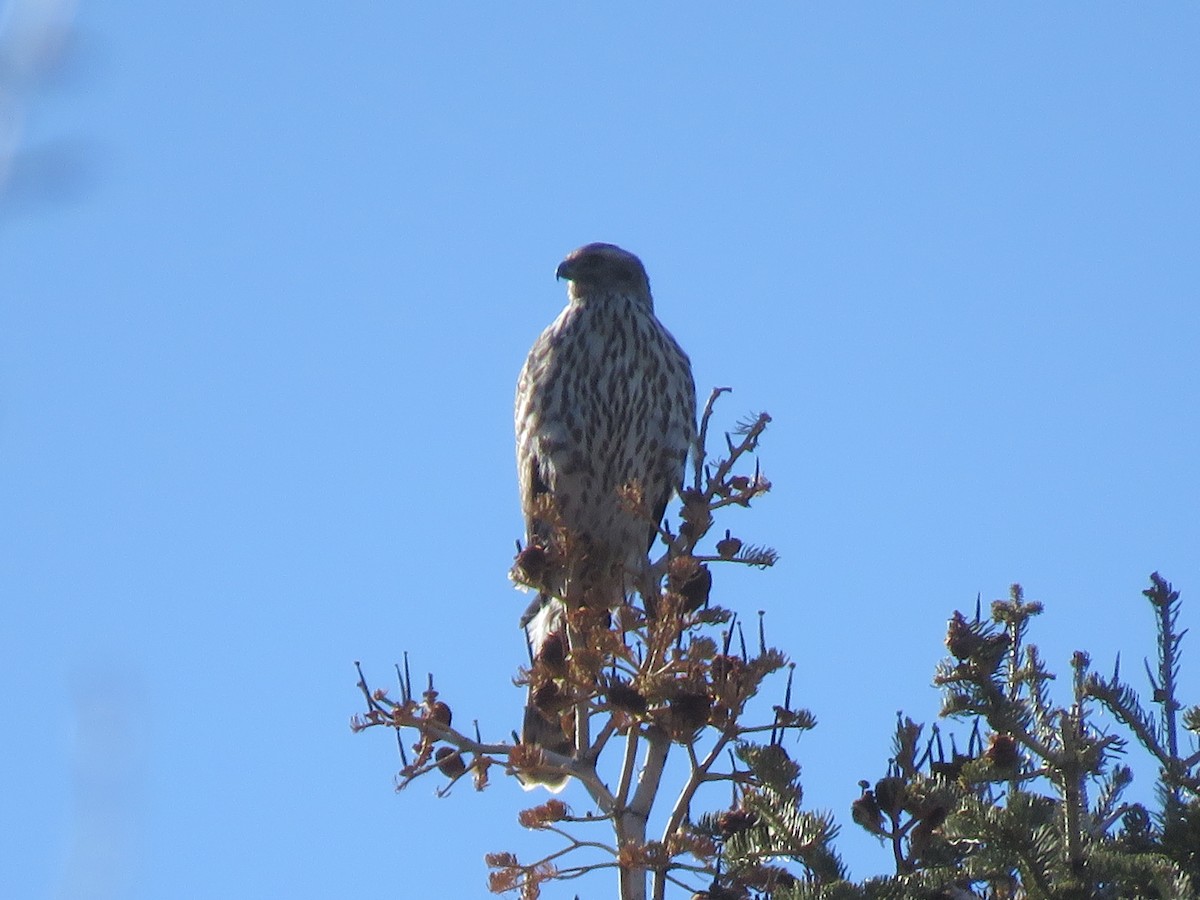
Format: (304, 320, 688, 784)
(556, 243, 651, 304)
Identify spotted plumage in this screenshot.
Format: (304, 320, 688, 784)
(514, 243, 696, 789)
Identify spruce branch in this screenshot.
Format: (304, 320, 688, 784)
(357, 393, 827, 899)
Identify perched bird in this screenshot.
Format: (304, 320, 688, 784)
(514, 242, 697, 789)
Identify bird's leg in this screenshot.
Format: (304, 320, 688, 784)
(565, 617, 591, 758)
(559, 581, 593, 761)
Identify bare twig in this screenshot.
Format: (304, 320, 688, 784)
(692, 387, 732, 492)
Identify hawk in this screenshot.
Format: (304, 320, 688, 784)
(514, 243, 697, 789)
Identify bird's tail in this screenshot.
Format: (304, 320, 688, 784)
(517, 593, 571, 792)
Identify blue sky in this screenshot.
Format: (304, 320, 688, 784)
(3, 4, 1198, 898)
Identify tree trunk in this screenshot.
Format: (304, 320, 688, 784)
(616, 728, 669, 900)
